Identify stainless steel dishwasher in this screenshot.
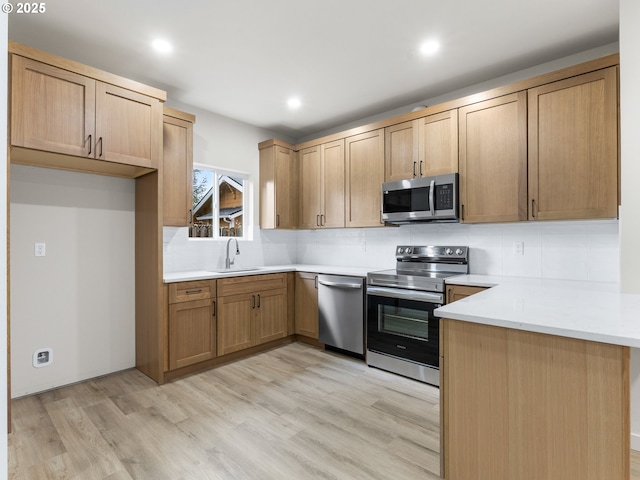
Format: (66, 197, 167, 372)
(318, 274, 365, 357)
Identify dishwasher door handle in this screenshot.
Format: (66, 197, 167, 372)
(318, 280, 362, 289)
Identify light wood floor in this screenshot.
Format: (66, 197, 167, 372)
(9, 342, 640, 479)
(8, 343, 442, 479)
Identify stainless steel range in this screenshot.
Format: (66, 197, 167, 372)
(366, 245, 469, 386)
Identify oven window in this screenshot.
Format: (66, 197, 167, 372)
(378, 304, 430, 340)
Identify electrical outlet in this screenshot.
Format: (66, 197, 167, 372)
(513, 241, 524, 256)
(34, 243, 46, 257)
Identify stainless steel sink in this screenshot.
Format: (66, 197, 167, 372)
(208, 267, 261, 274)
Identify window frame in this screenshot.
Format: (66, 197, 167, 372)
(189, 163, 252, 241)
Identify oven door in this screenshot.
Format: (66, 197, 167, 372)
(366, 286, 442, 368)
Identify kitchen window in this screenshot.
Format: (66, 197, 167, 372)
(189, 164, 250, 239)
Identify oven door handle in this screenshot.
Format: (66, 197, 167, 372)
(367, 287, 443, 304)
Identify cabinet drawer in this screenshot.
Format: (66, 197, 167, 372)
(217, 273, 286, 297)
(169, 279, 216, 303)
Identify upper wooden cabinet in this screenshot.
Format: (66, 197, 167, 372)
(259, 141, 297, 229)
(385, 110, 458, 182)
(458, 92, 528, 223)
(528, 67, 619, 221)
(299, 140, 345, 229)
(10, 53, 163, 173)
(163, 108, 195, 227)
(345, 129, 385, 227)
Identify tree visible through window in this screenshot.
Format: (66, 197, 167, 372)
(189, 166, 246, 239)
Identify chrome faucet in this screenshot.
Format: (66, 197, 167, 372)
(225, 237, 240, 269)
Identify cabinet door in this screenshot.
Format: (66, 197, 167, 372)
(295, 273, 318, 339)
(419, 110, 459, 176)
(299, 145, 322, 229)
(255, 288, 287, 345)
(385, 120, 419, 182)
(11, 55, 95, 157)
(217, 293, 255, 355)
(275, 146, 297, 228)
(345, 129, 385, 227)
(168, 298, 216, 370)
(163, 114, 193, 226)
(95, 82, 162, 169)
(321, 139, 345, 228)
(459, 92, 528, 223)
(528, 67, 618, 221)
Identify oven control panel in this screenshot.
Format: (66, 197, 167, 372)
(396, 245, 468, 261)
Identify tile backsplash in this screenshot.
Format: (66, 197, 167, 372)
(164, 219, 620, 283)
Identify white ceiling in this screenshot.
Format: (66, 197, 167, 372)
(8, 0, 618, 141)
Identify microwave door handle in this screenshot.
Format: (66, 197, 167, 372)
(429, 179, 435, 216)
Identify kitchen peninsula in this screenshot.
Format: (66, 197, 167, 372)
(436, 275, 638, 479)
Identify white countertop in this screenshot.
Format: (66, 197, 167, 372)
(163, 264, 372, 283)
(438, 274, 640, 348)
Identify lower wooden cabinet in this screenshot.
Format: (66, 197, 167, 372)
(166, 280, 217, 371)
(446, 284, 488, 304)
(217, 273, 288, 356)
(295, 272, 318, 339)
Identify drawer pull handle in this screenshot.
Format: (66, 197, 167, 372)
(256, 294, 261, 308)
(185, 289, 202, 294)
(212, 300, 216, 316)
(88, 134, 92, 156)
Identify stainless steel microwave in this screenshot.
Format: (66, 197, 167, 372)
(381, 173, 458, 224)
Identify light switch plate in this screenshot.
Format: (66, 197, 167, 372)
(34, 242, 46, 257)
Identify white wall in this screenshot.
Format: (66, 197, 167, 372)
(296, 220, 620, 282)
(10, 165, 136, 397)
(0, 10, 8, 477)
(620, 0, 640, 451)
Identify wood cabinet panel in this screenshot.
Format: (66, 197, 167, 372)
(95, 82, 162, 169)
(385, 120, 419, 182)
(169, 280, 216, 303)
(163, 110, 194, 226)
(11, 55, 96, 157)
(345, 129, 385, 227)
(169, 298, 216, 370)
(528, 67, 618, 221)
(217, 273, 286, 297)
(259, 144, 297, 229)
(459, 92, 528, 223)
(441, 319, 629, 480)
(217, 293, 254, 356)
(254, 289, 287, 345)
(321, 140, 345, 228)
(295, 272, 318, 339)
(418, 109, 458, 176)
(299, 145, 322, 229)
(446, 284, 487, 304)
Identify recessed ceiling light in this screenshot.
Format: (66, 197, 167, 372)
(420, 39, 440, 56)
(287, 97, 301, 109)
(152, 39, 173, 54)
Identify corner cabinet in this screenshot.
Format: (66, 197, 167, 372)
(445, 284, 488, 304)
(299, 140, 345, 229)
(259, 140, 297, 229)
(10, 53, 163, 174)
(163, 108, 195, 226)
(528, 67, 619, 221)
(345, 129, 385, 227)
(217, 273, 288, 356)
(458, 92, 528, 223)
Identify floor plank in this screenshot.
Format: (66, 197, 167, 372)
(7, 342, 640, 479)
